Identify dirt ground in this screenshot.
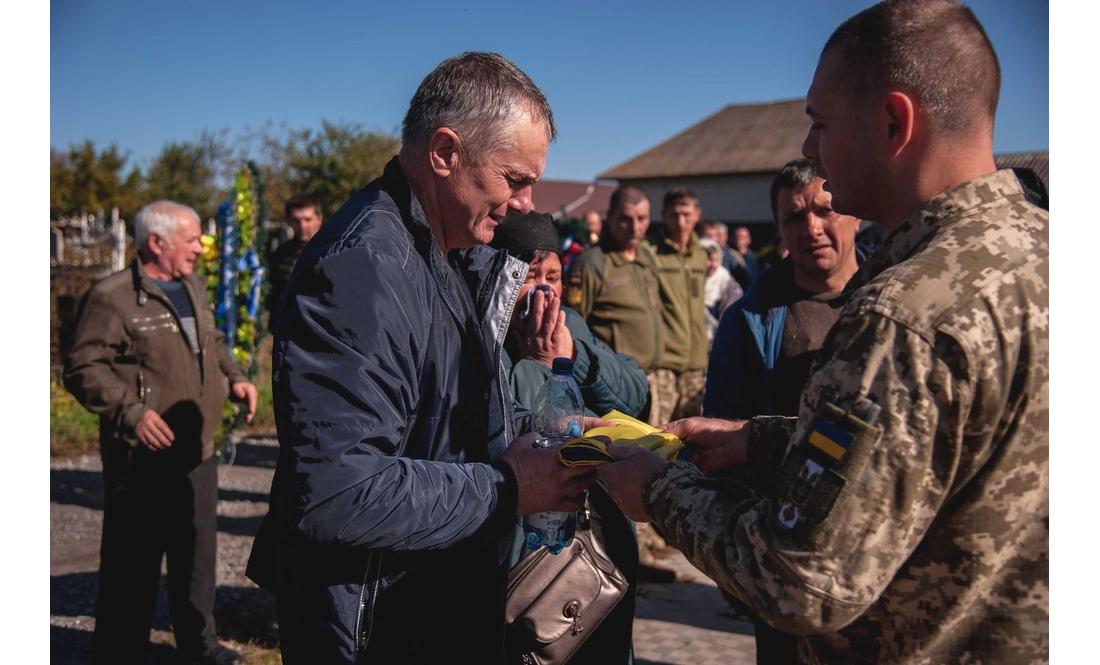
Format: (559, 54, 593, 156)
(50, 435, 756, 665)
(50, 436, 283, 665)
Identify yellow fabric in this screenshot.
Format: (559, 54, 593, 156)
(559, 409, 685, 466)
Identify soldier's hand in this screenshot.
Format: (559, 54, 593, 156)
(520, 289, 574, 366)
(501, 432, 596, 515)
(231, 382, 258, 424)
(662, 417, 750, 473)
(596, 444, 668, 522)
(135, 410, 175, 451)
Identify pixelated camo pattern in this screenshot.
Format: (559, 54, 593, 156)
(643, 171, 1048, 664)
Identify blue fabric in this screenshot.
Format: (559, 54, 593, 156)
(149, 278, 194, 320)
(247, 158, 530, 663)
(705, 247, 870, 420)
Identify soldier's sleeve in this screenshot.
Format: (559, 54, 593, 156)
(63, 288, 148, 432)
(643, 310, 964, 634)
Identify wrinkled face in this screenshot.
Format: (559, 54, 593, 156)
(510, 252, 564, 331)
(153, 216, 203, 279)
(802, 49, 879, 220)
(774, 178, 860, 283)
(288, 206, 323, 245)
(439, 112, 549, 249)
(734, 227, 751, 253)
(662, 201, 700, 243)
(607, 199, 651, 252)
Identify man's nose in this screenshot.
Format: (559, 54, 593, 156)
(801, 131, 818, 162)
(807, 214, 824, 236)
(508, 186, 534, 215)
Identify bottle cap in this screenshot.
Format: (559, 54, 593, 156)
(551, 357, 573, 375)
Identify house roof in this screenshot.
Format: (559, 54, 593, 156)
(993, 152, 1049, 191)
(532, 179, 617, 219)
(599, 99, 809, 180)
(599, 99, 1050, 191)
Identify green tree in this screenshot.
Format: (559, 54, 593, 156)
(50, 140, 143, 220)
(283, 120, 400, 218)
(143, 130, 233, 220)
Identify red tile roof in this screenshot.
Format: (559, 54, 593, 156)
(532, 180, 617, 219)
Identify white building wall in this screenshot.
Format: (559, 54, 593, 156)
(622, 174, 776, 225)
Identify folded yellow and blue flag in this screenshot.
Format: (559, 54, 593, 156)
(558, 410, 685, 467)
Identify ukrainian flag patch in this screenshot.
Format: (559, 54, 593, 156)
(808, 419, 854, 460)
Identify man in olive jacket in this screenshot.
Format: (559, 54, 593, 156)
(64, 200, 257, 665)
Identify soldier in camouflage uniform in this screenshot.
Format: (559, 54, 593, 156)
(597, 2, 1048, 663)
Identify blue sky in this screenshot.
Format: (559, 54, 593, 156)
(51, 0, 1048, 182)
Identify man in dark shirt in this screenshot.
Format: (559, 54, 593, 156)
(265, 193, 323, 333)
(705, 159, 862, 422)
(702, 158, 862, 664)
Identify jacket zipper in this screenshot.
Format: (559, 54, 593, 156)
(483, 253, 524, 443)
(356, 552, 383, 652)
(142, 284, 204, 397)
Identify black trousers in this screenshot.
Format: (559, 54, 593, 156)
(93, 451, 219, 664)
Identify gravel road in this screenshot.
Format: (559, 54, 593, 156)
(50, 436, 282, 665)
(51, 435, 756, 665)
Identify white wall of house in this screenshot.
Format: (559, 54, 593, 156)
(620, 173, 776, 225)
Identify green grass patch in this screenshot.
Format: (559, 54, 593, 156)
(50, 373, 99, 458)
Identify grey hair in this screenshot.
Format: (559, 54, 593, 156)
(769, 159, 819, 222)
(135, 200, 201, 248)
(699, 237, 722, 258)
(400, 51, 556, 165)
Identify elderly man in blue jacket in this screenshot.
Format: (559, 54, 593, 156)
(246, 52, 594, 664)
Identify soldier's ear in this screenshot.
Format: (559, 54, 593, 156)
(429, 128, 461, 178)
(882, 91, 915, 158)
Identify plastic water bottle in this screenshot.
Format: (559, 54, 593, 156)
(522, 357, 584, 555)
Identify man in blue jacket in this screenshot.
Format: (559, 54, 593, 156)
(702, 158, 863, 664)
(705, 159, 863, 422)
(246, 52, 594, 664)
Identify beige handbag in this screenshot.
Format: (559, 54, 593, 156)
(505, 510, 629, 665)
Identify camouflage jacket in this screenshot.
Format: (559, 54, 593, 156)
(644, 170, 1049, 664)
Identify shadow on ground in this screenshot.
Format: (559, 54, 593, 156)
(231, 440, 278, 470)
(636, 581, 755, 635)
(51, 469, 103, 511)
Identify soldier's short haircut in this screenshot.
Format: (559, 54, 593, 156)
(284, 192, 322, 220)
(662, 187, 699, 211)
(400, 51, 557, 165)
(135, 200, 201, 248)
(822, 0, 1000, 135)
(608, 185, 649, 217)
(769, 159, 819, 223)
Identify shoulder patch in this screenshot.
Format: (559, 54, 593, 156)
(566, 280, 583, 308)
(773, 399, 883, 538)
